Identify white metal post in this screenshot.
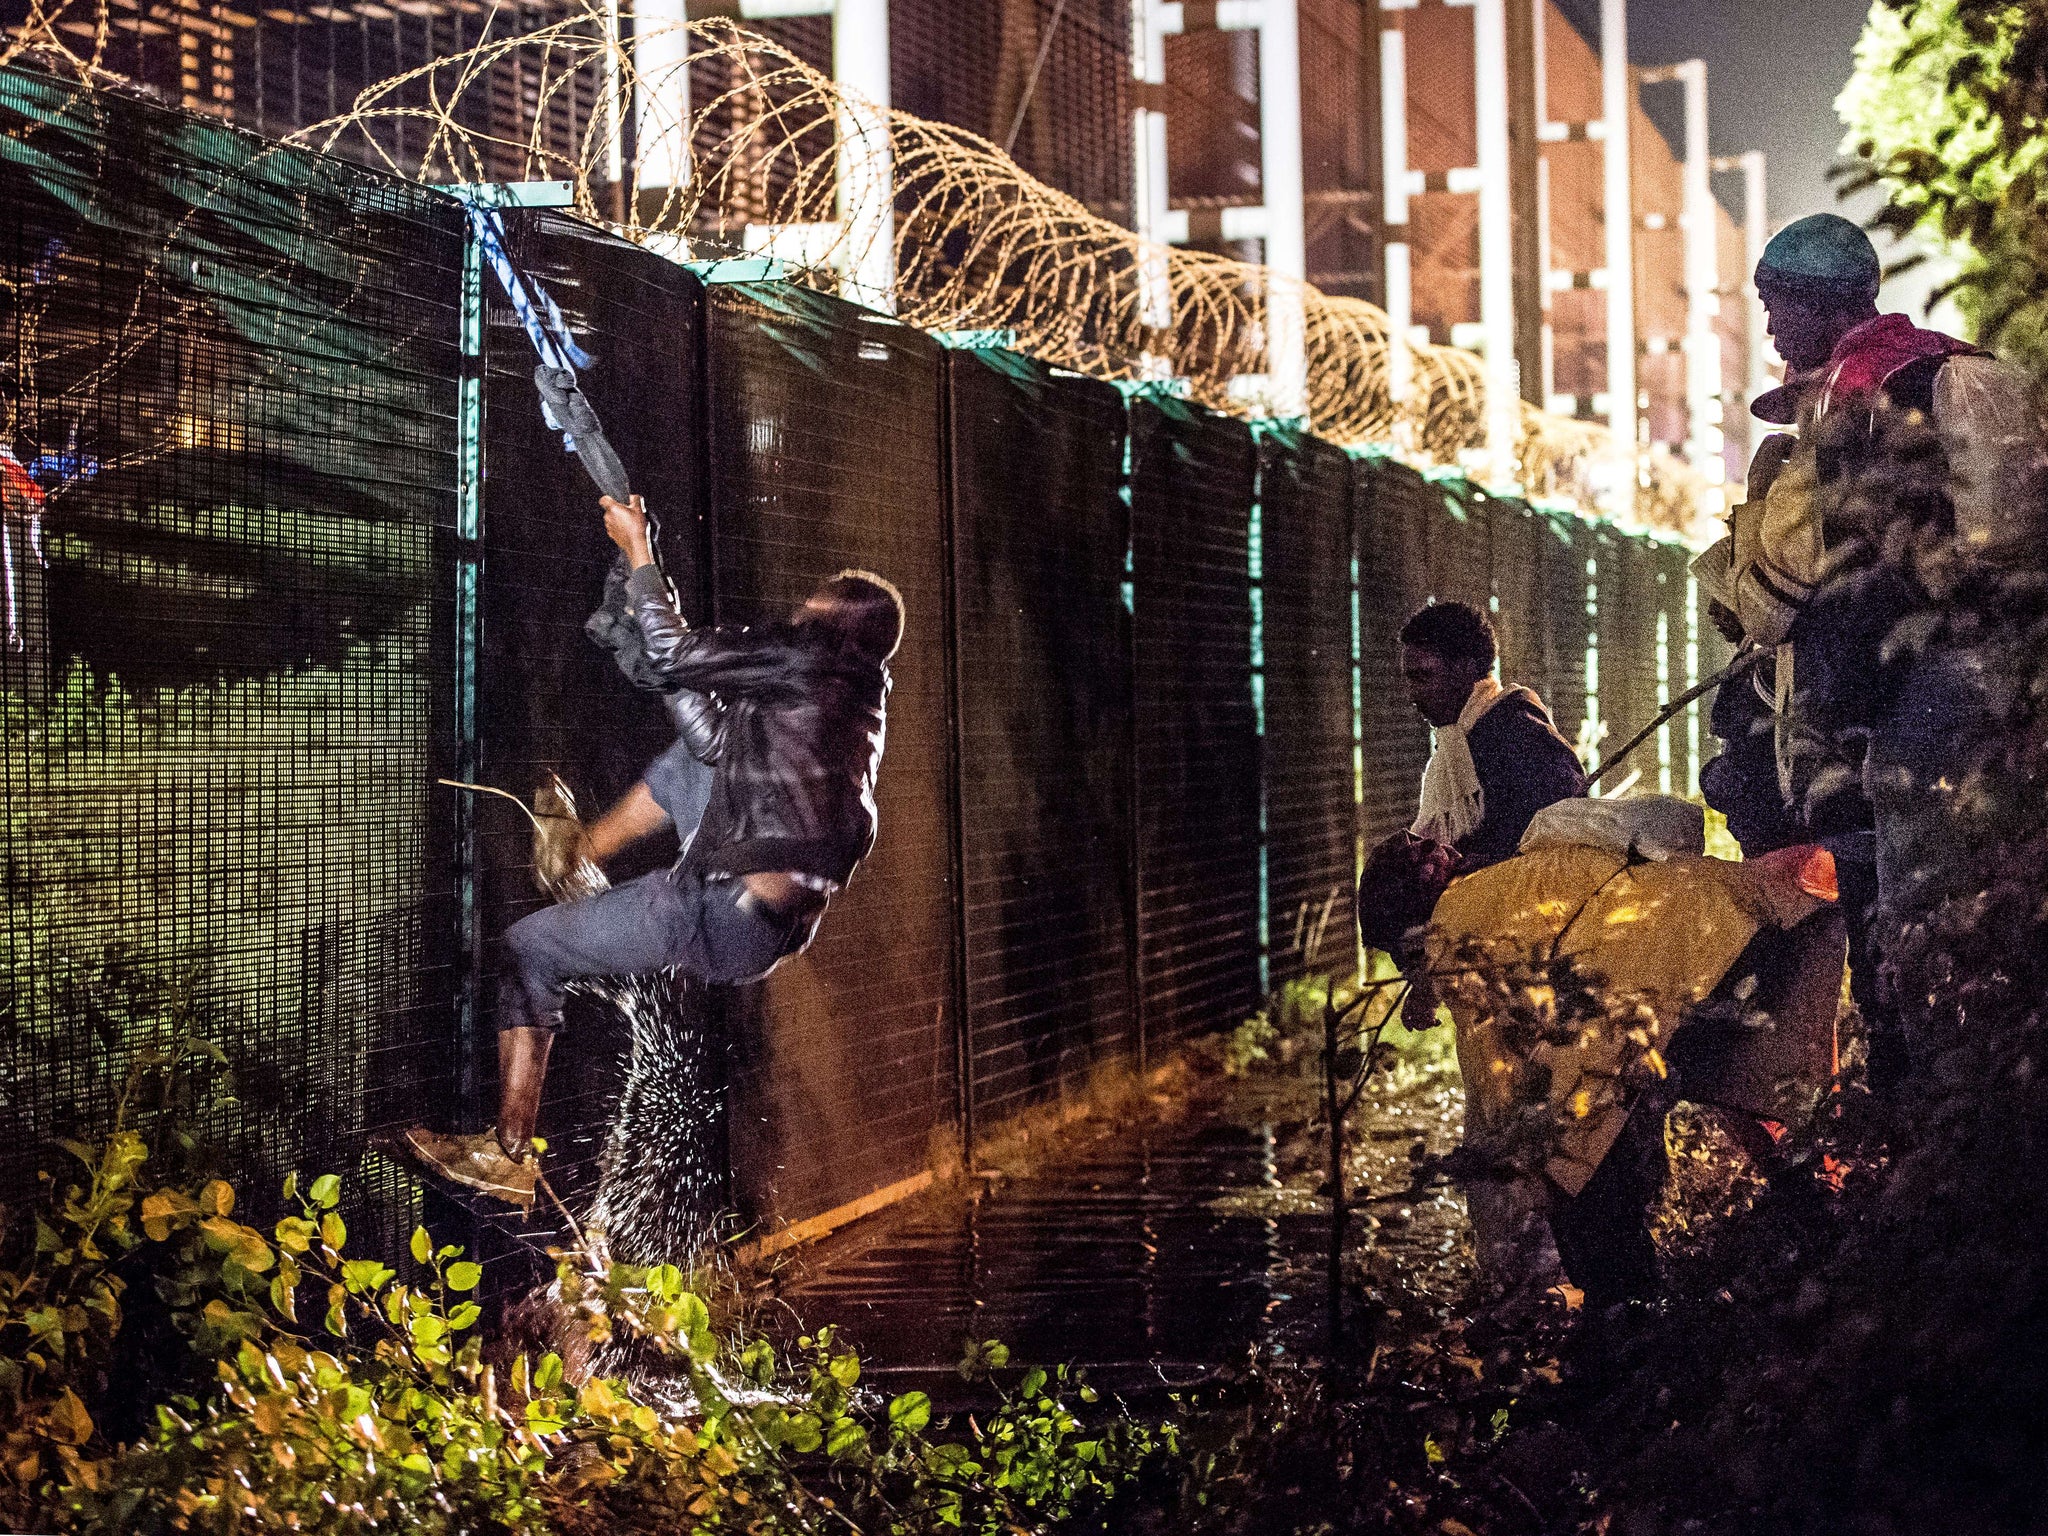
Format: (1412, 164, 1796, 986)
(1533, 0, 1556, 406)
(1739, 149, 1769, 403)
(1474, 0, 1518, 475)
(1380, 19, 1413, 408)
(1131, 0, 1174, 354)
(835, 0, 895, 312)
(1258, 0, 1308, 419)
(1677, 59, 1720, 496)
(634, 0, 691, 194)
(604, 0, 625, 188)
(1711, 149, 1771, 419)
(1599, 0, 1635, 509)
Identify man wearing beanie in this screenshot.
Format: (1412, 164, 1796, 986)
(1711, 211, 2044, 1092)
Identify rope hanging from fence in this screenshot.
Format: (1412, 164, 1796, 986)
(2, 2, 1712, 541)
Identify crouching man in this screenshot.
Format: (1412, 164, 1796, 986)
(1370, 801, 1845, 1307)
(402, 494, 904, 1208)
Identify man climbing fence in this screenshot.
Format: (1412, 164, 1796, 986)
(401, 494, 903, 1209)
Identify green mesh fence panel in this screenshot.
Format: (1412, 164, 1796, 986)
(703, 281, 960, 1234)
(1597, 528, 1658, 786)
(1490, 497, 1547, 707)
(1257, 427, 1357, 986)
(1539, 509, 1597, 767)
(1425, 477, 1494, 613)
(944, 347, 1135, 1131)
(0, 67, 465, 1235)
(1354, 457, 1432, 850)
(472, 209, 718, 1269)
(1128, 396, 1260, 1050)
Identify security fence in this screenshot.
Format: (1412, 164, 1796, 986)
(0, 65, 1711, 1267)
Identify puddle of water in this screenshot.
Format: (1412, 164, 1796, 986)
(771, 1062, 1477, 1403)
(772, 1118, 1333, 1398)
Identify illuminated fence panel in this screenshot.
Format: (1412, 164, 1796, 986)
(1680, 540, 1732, 800)
(1129, 396, 1261, 1051)
(1538, 509, 1597, 767)
(1258, 428, 1357, 986)
(1598, 529, 1660, 789)
(0, 67, 464, 1227)
(1354, 457, 1433, 850)
(944, 347, 1135, 1129)
(703, 281, 960, 1233)
(473, 209, 716, 1260)
(1490, 498, 1548, 710)
(1426, 479, 1495, 614)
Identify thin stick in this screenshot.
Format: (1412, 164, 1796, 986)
(1588, 646, 1767, 788)
(437, 777, 546, 832)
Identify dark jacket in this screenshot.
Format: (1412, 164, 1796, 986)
(1456, 691, 1587, 870)
(625, 564, 889, 886)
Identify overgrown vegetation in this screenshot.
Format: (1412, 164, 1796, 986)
(0, 1004, 1181, 1534)
(1838, 0, 2048, 362)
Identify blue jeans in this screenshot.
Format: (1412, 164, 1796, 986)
(498, 741, 817, 1033)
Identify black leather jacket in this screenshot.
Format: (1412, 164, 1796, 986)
(623, 564, 889, 886)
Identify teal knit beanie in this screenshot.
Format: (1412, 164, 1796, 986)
(1755, 213, 1880, 300)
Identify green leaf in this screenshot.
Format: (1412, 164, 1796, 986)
(889, 1390, 933, 1434)
(410, 1226, 432, 1264)
(1019, 1367, 1046, 1398)
(786, 1414, 824, 1454)
(444, 1261, 482, 1293)
(675, 1292, 714, 1357)
(535, 1352, 564, 1392)
(341, 1259, 393, 1295)
(281, 1171, 299, 1202)
(309, 1174, 342, 1209)
(825, 1418, 868, 1459)
(828, 1352, 861, 1389)
(447, 1302, 482, 1331)
(320, 1211, 347, 1251)
(644, 1263, 683, 1303)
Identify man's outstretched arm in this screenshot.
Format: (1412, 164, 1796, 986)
(602, 495, 795, 698)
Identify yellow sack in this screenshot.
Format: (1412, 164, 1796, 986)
(1426, 844, 1837, 1196)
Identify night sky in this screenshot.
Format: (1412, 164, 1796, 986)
(1550, 0, 1952, 322)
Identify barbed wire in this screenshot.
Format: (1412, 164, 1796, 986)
(2, 2, 1713, 540)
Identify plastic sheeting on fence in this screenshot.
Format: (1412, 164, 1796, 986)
(703, 281, 962, 1233)
(944, 347, 1136, 1131)
(1258, 428, 1359, 986)
(1128, 397, 1262, 1052)
(0, 68, 466, 1241)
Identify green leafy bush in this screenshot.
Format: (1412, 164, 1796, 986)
(0, 1020, 1178, 1534)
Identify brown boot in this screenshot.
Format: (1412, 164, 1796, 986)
(533, 773, 608, 903)
(398, 1127, 537, 1210)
